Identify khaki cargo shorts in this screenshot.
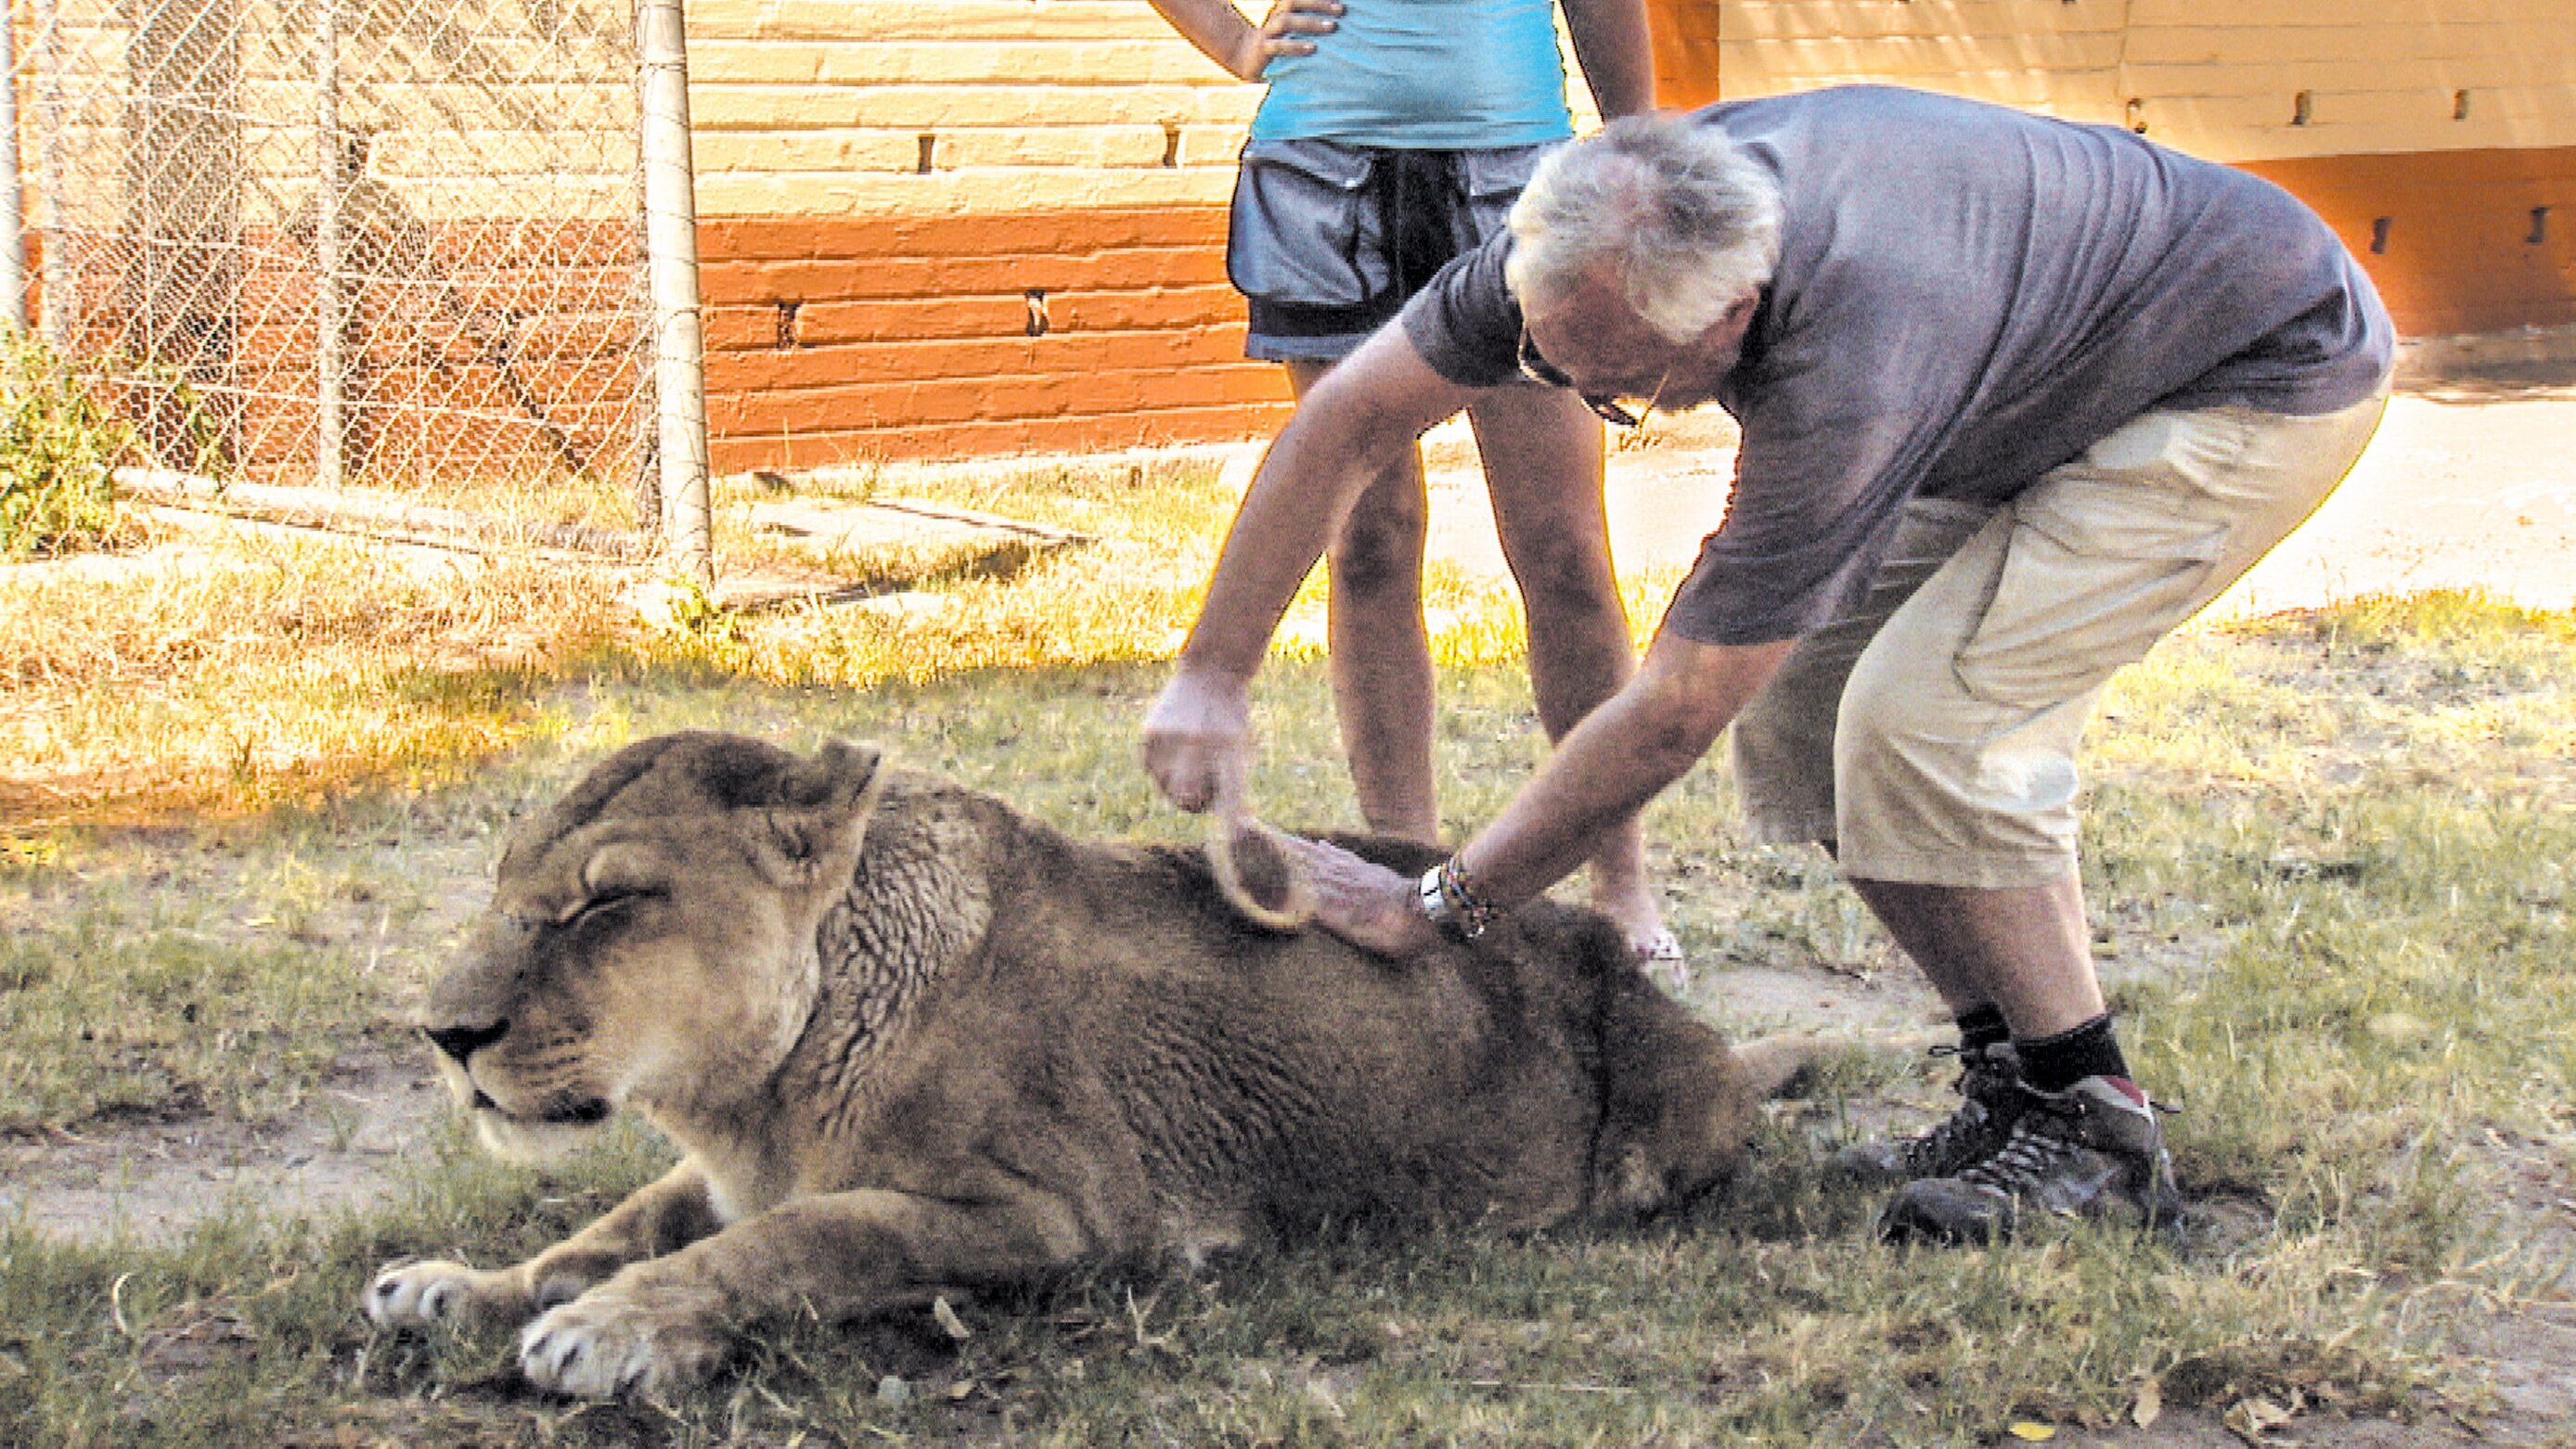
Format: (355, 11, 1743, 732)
(1730, 394, 2389, 887)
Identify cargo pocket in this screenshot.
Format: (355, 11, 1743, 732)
(1952, 479, 2230, 709)
(1226, 139, 1389, 308)
(1459, 143, 1552, 240)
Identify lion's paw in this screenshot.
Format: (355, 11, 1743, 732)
(366, 1260, 523, 1330)
(518, 1291, 729, 1399)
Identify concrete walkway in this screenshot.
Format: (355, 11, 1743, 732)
(1418, 372, 2576, 620)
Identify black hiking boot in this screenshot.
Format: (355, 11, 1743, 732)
(1877, 1074, 2183, 1246)
(1828, 1042, 2025, 1187)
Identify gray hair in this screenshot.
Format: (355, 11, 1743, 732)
(1505, 113, 1784, 344)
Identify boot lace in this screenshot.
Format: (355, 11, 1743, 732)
(1957, 1093, 2086, 1193)
(1888, 1045, 2010, 1174)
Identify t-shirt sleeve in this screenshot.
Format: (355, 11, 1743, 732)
(1398, 233, 1524, 389)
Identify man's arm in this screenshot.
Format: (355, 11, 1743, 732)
(1142, 326, 1481, 814)
(1559, 0, 1655, 120)
(1289, 629, 1796, 955)
(1146, 0, 1343, 83)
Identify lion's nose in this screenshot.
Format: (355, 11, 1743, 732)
(423, 1019, 509, 1065)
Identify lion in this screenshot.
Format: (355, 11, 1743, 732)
(365, 731, 1809, 1398)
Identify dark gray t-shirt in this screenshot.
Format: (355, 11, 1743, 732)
(1400, 85, 2396, 645)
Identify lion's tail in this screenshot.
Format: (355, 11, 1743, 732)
(1204, 814, 1319, 932)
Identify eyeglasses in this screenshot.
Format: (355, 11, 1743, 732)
(1517, 327, 1647, 429)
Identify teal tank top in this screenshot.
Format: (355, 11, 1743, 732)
(1248, 0, 1574, 148)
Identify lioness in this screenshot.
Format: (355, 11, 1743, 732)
(366, 731, 1806, 1398)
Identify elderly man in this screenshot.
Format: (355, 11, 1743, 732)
(1142, 85, 2392, 1243)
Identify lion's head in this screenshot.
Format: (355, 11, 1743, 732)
(418, 732, 885, 1159)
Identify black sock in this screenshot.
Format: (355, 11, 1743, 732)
(1952, 1004, 2010, 1054)
(2016, 1013, 2130, 1094)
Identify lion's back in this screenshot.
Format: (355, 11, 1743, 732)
(938, 821, 1645, 1233)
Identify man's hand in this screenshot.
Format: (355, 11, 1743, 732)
(1230, 0, 1343, 82)
(1284, 836, 1444, 958)
(1141, 669, 1254, 815)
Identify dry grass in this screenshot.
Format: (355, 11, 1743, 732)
(4, 449, 2570, 1444)
(2, 585, 2567, 1443)
(0, 527, 630, 834)
(1, 448, 1655, 842)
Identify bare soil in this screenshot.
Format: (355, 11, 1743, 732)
(1, 1045, 445, 1244)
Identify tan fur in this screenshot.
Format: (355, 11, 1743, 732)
(366, 732, 1802, 1399)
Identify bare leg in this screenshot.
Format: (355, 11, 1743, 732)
(1845, 873, 2101, 1038)
(1467, 384, 1668, 955)
(1285, 358, 1438, 844)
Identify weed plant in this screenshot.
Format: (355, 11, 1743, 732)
(0, 451, 2569, 1444)
(0, 334, 137, 561)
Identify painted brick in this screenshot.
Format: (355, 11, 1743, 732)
(703, 327, 1251, 391)
(709, 358, 1286, 434)
(690, 83, 1262, 132)
(727, 1, 1189, 44)
(702, 210, 1230, 263)
(693, 170, 1237, 221)
(706, 401, 1298, 473)
(696, 127, 1185, 173)
(700, 247, 1230, 307)
(1719, 34, 2128, 76)
(2120, 55, 2576, 99)
(694, 133, 924, 176)
(2127, 0, 2565, 23)
(678, 0, 2572, 468)
(2123, 20, 2569, 67)
(1727, 1, 2119, 40)
(761, 40, 1230, 88)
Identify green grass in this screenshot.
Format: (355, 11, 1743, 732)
(1, 447, 2570, 1443)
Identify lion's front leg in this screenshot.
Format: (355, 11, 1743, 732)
(519, 1185, 1099, 1399)
(367, 1161, 724, 1332)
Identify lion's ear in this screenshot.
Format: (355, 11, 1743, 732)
(753, 740, 887, 887)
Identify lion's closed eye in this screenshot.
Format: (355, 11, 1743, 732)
(555, 887, 663, 930)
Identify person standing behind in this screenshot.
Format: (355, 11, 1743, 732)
(1144, 0, 1681, 977)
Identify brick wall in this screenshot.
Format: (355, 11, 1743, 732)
(687, 0, 1608, 470)
(693, 1, 2575, 470)
(689, 0, 1264, 468)
(1662, 0, 2576, 336)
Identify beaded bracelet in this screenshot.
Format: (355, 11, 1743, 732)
(1417, 853, 1501, 941)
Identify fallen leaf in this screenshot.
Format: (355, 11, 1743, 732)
(2222, 1393, 2297, 1444)
(2132, 1377, 2163, 1429)
(932, 1294, 972, 1341)
(2007, 1423, 2057, 1442)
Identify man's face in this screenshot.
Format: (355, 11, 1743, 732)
(1518, 271, 1756, 418)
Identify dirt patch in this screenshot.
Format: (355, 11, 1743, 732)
(0, 1044, 446, 1245)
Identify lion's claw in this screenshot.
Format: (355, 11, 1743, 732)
(518, 1292, 727, 1399)
(367, 1260, 507, 1329)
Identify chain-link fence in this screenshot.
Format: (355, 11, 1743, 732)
(9, 0, 672, 518)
